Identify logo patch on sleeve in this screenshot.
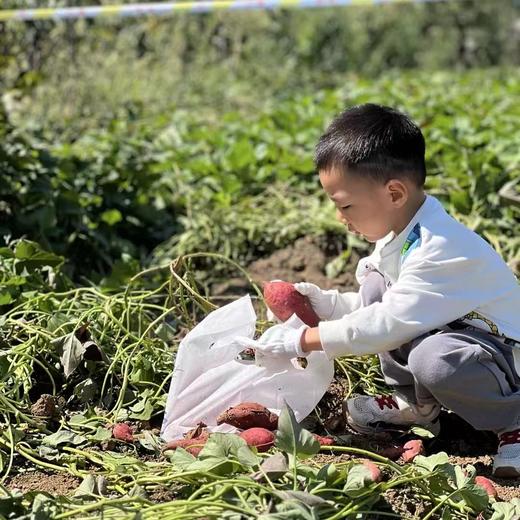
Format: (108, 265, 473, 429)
(400, 223, 422, 264)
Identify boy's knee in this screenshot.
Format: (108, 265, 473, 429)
(408, 334, 475, 389)
(360, 271, 386, 306)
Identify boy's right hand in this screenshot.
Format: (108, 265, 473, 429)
(294, 282, 338, 320)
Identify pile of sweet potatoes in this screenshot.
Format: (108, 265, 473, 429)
(164, 401, 333, 456)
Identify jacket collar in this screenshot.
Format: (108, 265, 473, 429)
(377, 195, 442, 258)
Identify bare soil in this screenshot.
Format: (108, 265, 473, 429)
(211, 235, 359, 298)
(7, 470, 80, 495)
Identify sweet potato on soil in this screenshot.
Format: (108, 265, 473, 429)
(239, 428, 275, 452)
(263, 281, 320, 327)
(402, 439, 425, 463)
(112, 423, 134, 442)
(164, 434, 209, 456)
(216, 402, 278, 430)
(379, 445, 405, 461)
(475, 476, 498, 498)
(361, 459, 382, 483)
(312, 434, 335, 446)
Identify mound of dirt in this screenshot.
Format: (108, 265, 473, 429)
(211, 235, 359, 298)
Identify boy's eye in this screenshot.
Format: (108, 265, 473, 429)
(341, 205, 351, 210)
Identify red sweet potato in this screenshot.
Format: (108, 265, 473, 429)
(402, 439, 425, 463)
(239, 428, 275, 452)
(263, 281, 320, 327)
(216, 402, 278, 430)
(362, 459, 382, 483)
(164, 434, 209, 456)
(475, 476, 498, 498)
(313, 434, 335, 446)
(379, 445, 405, 461)
(112, 423, 134, 442)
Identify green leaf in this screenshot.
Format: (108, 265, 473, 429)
(74, 475, 108, 497)
(491, 500, 520, 520)
(14, 240, 63, 269)
(90, 427, 113, 442)
(251, 452, 288, 482)
(410, 425, 436, 438)
(187, 433, 259, 474)
(276, 490, 329, 507)
(316, 463, 338, 484)
(46, 312, 69, 333)
(457, 483, 489, 512)
(73, 378, 97, 403)
(226, 138, 255, 170)
(200, 432, 258, 467)
(450, 190, 472, 214)
(413, 452, 450, 472)
(167, 447, 197, 469)
(129, 398, 153, 421)
(138, 431, 162, 452)
(0, 247, 14, 259)
(100, 209, 123, 226)
(42, 430, 87, 448)
(343, 464, 375, 497)
(275, 403, 320, 460)
(31, 493, 59, 519)
(127, 485, 148, 499)
(271, 500, 319, 519)
(38, 445, 61, 461)
(52, 332, 85, 378)
(0, 292, 13, 305)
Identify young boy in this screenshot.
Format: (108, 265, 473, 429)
(248, 103, 520, 477)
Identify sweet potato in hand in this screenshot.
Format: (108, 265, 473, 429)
(263, 281, 320, 327)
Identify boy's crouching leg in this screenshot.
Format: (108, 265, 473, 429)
(408, 331, 520, 477)
(359, 271, 387, 307)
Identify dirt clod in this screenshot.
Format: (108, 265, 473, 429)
(31, 394, 58, 417)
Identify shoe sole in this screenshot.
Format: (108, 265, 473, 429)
(345, 408, 441, 436)
(493, 466, 520, 478)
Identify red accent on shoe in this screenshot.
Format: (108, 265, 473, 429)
(374, 395, 399, 410)
(498, 428, 520, 447)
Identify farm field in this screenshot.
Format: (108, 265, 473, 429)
(1, 69, 520, 518)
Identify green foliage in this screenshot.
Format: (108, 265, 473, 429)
(1, 70, 519, 284)
(276, 402, 320, 460)
(0, 238, 514, 518)
(1, 1, 519, 134)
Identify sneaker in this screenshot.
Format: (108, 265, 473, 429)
(343, 393, 441, 435)
(493, 429, 520, 478)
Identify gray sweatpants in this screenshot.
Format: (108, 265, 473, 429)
(360, 271, 520, 433)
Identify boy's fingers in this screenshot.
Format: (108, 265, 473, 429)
(294, 282, 317, 295)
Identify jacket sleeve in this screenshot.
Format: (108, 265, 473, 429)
(318, 254, 487, 359)
(328, 291, 362, 320)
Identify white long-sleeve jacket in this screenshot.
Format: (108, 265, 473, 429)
(318, 195, 520, 362)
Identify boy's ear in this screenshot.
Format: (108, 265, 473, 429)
(386, 179, 408, 208)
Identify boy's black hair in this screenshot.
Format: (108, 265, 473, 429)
(315, 104, 426, 187)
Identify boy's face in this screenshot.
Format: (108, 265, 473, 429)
(319, 167, 409, 243)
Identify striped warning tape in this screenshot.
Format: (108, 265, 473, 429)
(0, 0, 453, 22)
